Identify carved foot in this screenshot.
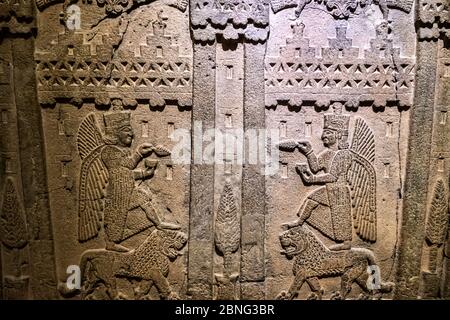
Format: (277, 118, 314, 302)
(158, 222, 181, 230)
(329, 242, 351, 251)
(115, 292, 130, 300)
(105, 241, 130, 253)
(57, 281, 80, 298)
(281, 220, 303, 231)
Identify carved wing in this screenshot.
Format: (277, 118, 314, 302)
(77, 113, 105, 160)
(350, 117, 375, 163)
(77, 114, 108, 242)
(348, 117, 377, 242)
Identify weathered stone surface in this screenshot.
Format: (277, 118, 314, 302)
(0, 0, 449, 300)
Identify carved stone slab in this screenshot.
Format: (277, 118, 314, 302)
(0, 0, 449, 300)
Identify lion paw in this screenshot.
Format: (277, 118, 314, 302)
(357, 293, 370, 300)
(380, 281, 395, 293)
(115, 292, 129, 300)
(330, 291, 343, 300)
(168, 292, 180, 300)
(276, 291, 291, 300)
(307, 292, 321, 300)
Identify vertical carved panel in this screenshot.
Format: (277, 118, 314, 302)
(397, 0, 449, 299)
(267, 0, 414, 300)
(420, 179, 448, 297)
(0, 0, 448, 301)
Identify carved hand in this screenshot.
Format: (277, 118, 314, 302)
(296, 164, 313, 183)
(138, 143, 154, 157)
(297, 140, 312, 154)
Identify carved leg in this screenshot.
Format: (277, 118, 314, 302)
(278, 269, 306, 300)
(283, 200, 319, 229)
(134, 279, 154, 300)
(355, 270, 370, 293)
(306, 277, 324, 300)
(297, 199, 319, 223)
(141, 201, 180, 230)
(340, 263, 366, 299)
(289, 271, 307, 299)
(142, 201, 162, 226)
(148, 270, 172, 300)
(105, 271, 119, 299)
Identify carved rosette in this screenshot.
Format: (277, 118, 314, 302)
(417, 0, 449, 40)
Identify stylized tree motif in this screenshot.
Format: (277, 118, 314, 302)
(214, 182, 240, 299)
(425, 179, 448, 273)
(215, 182, 240, 277)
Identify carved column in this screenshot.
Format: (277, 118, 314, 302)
(241, 42, 267, 298)
(395, 0, 449, 299)
(188, 41, 217, 299)
(0, 0, 58, 299)
(188, 0, 269, 299)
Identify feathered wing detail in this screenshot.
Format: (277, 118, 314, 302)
(349, 117, 377, 242)
(77, 113, 105, 160)
(77, 114, 108, 242)
(347, 154, 377, 242)
(350, 117, 375, 163)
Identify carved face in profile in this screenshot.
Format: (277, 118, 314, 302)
(117, 125, 134, 147)
(321, 129, 337, 147)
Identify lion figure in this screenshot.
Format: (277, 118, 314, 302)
(79, 229, 187, 300)
(276, 225, 394, 300)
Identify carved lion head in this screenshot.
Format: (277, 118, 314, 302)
(279, 226, 307, 259)
(158, 229, 187, 260)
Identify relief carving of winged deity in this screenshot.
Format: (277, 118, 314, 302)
(76, 100, 180, 252)
(277, 102, 393, 300)
(279, 102, 377, 250)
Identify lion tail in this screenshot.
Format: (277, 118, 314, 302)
(351, 247, 377, 266)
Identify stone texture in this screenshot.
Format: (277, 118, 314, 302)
(0, 0, 449, 300)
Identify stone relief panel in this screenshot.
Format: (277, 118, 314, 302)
(0, 40, 33, 300)
(1, 0, 449, 300)
(419, 37, 450, 299)
(265, 1, 415, 299)
(42, 101, 191, 299)
(35, 0, 192, 299)
(266, 104, 410, 299)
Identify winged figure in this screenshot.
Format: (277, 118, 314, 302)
(76, 100, 178, 252)
(279, 103, 377, 250)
